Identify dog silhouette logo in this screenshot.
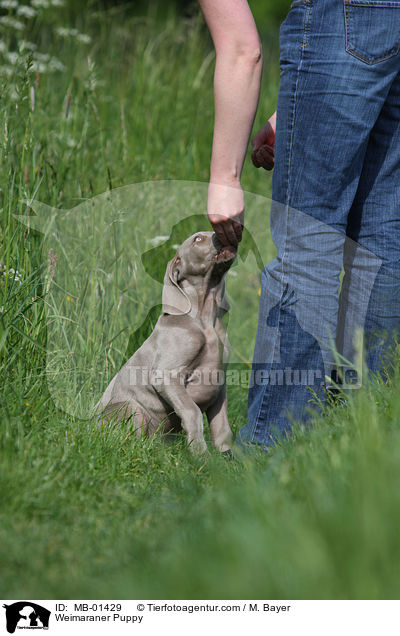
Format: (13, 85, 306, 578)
(2, 602, 50, 633)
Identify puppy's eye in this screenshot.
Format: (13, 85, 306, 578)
(194, 235, 204, 243)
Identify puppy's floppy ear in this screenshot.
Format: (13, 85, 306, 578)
(217, 279, 230, 317)
(162, 255, 191, 315)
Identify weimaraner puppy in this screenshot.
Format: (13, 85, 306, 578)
(95, 231, 236, 453)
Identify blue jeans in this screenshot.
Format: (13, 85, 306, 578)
(238, 0, 400, 448)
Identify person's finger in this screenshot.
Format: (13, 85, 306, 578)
(252, 144, 274, 169)
(216, 219, 237, 246)
(222, 220, 239, 247)
(259, 144, 274, 161)
(232, 220, 243, 243)
(251, 148, 262, 168)
(212, 218, 239, 247)
(211, 221, 228, 246)
(260, 146, 274, 170)
(232, 210, 244, 243)
(209, 215, 232, 246)
(255, 145, 274, 170)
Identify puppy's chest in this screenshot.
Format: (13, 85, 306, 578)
(185, 326, 226, 408)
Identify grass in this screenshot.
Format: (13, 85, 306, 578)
(1, 1, 400, 600)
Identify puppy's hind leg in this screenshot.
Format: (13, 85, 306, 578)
(97, 401, 149, 437)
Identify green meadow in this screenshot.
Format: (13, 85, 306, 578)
(1, 1, 400, 599)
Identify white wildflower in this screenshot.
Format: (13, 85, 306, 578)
(6, 51, 20, 65)
(30, 52, 63, 73)
(55, 27, 69, 37)
(0, 41, 7, 53)
(30, 54, 65, 73)
(30, 61, 47, 73)
(56, 27, 91, 44)
(17, 5, 37, 18)
(0, 0, 18, 8)
(31, 0, 49, 7)
(0, 66, 14, 77)
(0, 265, 23, 285)
(47, 56, 65, 72)
(65, 136, 76, 148)
(0, 16, 25, 30)
(77, 33, 91, 44)
(19, 40, 37, 52)
(34, 51, 51, 63)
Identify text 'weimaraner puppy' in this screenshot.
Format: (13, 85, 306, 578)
(95, 231, 236, 453)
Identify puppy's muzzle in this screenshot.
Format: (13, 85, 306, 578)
(212, 234, 237, 264)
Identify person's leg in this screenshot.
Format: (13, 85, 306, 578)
(239, 0, 400, 448)
(339, 67, 400, 377)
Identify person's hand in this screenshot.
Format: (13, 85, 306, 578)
(207, 181, 244, 247)
(251, 111, 276, 170)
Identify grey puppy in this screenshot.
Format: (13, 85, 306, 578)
(95, 231, 236, 453)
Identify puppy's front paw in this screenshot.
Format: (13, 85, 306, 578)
(188, 438, 208, 454)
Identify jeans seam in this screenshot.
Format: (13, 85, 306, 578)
(251, 1, 313, 442)
(347, 46, 400, 65)
(300, 0, 313, 49)
(346, 0, 400, 5)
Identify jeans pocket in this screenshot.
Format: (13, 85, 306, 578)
(344, 0, 400, 64)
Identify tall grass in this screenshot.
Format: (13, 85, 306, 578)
(0, 1, 399, 600)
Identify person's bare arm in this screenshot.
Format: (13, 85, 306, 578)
(198, 0, 263, 246)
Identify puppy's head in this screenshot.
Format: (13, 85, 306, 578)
(162, 232, 237, 315)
